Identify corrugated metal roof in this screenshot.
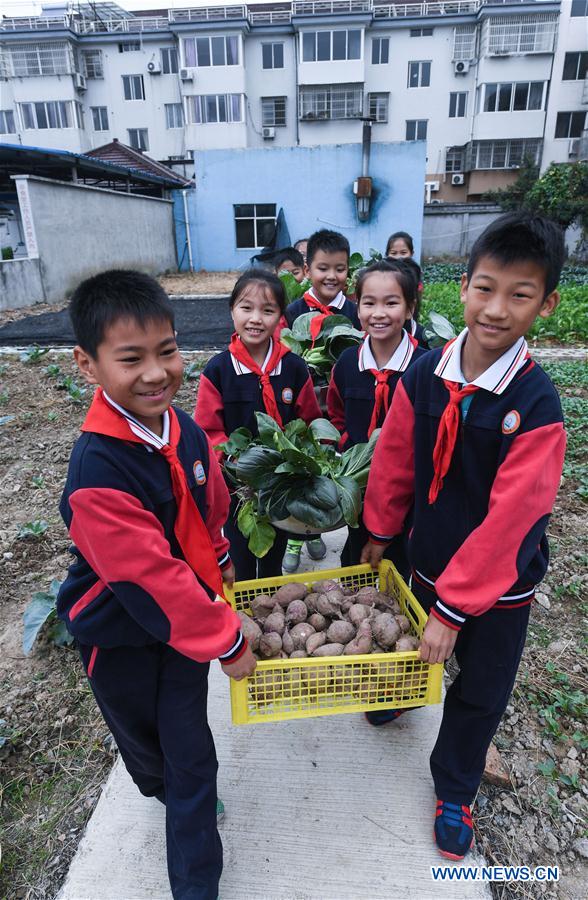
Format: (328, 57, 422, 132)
(86, 140, 191, 186)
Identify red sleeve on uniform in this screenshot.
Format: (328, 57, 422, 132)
(194, 373, 228, 460)
(295, 375, 322, 425)
(363, 379, 415, 542)
(203, 433, 231, 566)
(326, 370, 345, 435)
(69, 487, 241, 662)
(435, 422, 566, 620)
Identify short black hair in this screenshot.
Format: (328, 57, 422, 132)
(467, 212, 565, 297)
(355, 259, 416, 315)
(229, 268, 286, 314)
(273, 247, 305, 271)
(69, 269, 175, 359)
(385, 231, 414, 256)
(306, 229, 350, 267)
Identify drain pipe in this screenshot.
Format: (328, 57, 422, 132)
(354, 118, 373, 222)
(182, 189, 194, 272)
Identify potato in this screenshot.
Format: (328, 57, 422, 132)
(258, 632, 282, 658)
(395, 614, 411, 634)
(250, 593, 276, 619)
(306, 632, 327, 655)
(313, 643, 345, 657)
(375, 593, 401, 614)
(304, 592, 320, 613)
(348, 604, 371, 627)
(275, 583, 307, 608)
(263, 606, 286, 636)
(316, 592, 343, 617)
(237, 611, 262, 652)
(281, 629, 294, 656)
(312, 579, 340, 594)
(326, 620, 356, 645)
(343, 620, 372, 655)
(395, 635, 420, 652)
(308, 612, 328, 632)
(341, 598, 354, 614)
(372, 613, 402, 649)
(290, 649, 307, 658)
(285, 598, 308, 625)
(289, 622, 316, 650)
(353, 586, 380, 606)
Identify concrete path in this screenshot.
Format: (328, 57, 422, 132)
(58, 531, 489, 900)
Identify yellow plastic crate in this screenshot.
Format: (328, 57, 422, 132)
(225, 561, 442, 725)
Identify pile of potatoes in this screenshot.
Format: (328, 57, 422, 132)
(238, 578, 420, 661)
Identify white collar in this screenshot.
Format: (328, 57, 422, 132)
(359, 330, 415, 373)
(434, 328, 529, 394)
(230, 337, 283, 377)
(308, 287, 346, 310)
(103, 391, 170, 449)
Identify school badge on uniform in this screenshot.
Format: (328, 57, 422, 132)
(501, 410, 521, 435)
(193, 460, 207, 484)
(282, 387, 293, 404)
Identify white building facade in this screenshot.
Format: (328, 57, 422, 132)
(0, 0, 586, 203)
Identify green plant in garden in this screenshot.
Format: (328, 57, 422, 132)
(22, 579, 73, 654)
(1, 246, 14, 261)
(19, 346, 49, 365)
(17, 520, 49, 540)
(183, 360, 204, 381)
(43, 363, 62, 378)
(31, 475, 46, 489)
(280, 312, 364, 380)
(278, 270, 311, 304)
(0, 389, 8, 406)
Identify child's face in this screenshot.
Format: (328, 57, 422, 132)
(386, 239, 412, 259)
(231, 282, 282, 352)
(460, 256, 559, 359)
(358, 272, 410, 345)
(74, 317, 183, 435)
(306, 249, 349, 303)
(277, 259, 305, 284)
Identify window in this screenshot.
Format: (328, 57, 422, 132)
(183, 36, 239, 67)
(91, 106, 109, 131)
(408, 61, 431, 88)
(261, 97, 286, 127)
(161, 47, 178, 74)
(482, 81, 545, 112)
(118, 41, 141, 53)
(571, 0, 588, 15)
(299, 84, 363, 120)
(18, 100, 77, 129)
(469, 138, 542, 169)
(234, 204, 276, 249)
(484, 15, 557, 56)
(128, 128, 149, 150)
(83, 49, 103, 78)
(406, 119, 427, 141)
(453, 25, 476, 61)
(563, 52, 588, 81)
(0, 110, 16, 133)
(302, 30, 361, 62)
(122, 75, 145, 101)
(165, 103, 184, 129)
(185, 94, 243, 124)
(371, 38, 389, 65)
(555, 111, 587, 139)
(368, 93, 389, 123)
(262, 43, 284, 69)
(449, 92, 467, 118)
(410, 28, 433, 37)
(10, 41, 71, 76)
(445, 147, 465, 173)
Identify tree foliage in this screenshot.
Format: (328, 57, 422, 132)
(486, 160, 588, 232)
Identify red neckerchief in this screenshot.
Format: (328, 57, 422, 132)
(228, 334, 290, 428)
(303, 291, 338, 345)
(81, 388, 223, 597)
(428, 381, 479, 504)
(366, 334, 418, 437)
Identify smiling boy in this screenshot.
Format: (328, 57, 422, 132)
(361, 213, 567, 860)
(57, 270, 256, 899)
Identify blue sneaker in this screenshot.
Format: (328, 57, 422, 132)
(434, 799, 474, 860)
(364, 709, 404, 726)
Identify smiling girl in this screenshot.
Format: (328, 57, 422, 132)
(195, 269, 321, 580)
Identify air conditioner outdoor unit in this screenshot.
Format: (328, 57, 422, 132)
(452, 173, 465, 186)
(568, 138, 580, 158)
(147, 61, 161, 75)
(453, 60, 470, 75)
(73, 72, 87, 92)
(427, 180, 440, 192)
(262, 126, 275, 140)
(180, 68, 194, 81)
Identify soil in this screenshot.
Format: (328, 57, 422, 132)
(159, 271, 239, 295)
(0, 351, 586, 899)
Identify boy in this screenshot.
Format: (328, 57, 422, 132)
(273, 246, 306, 284)
(361, 213, 566, 860)
(57, 270, 256, 899)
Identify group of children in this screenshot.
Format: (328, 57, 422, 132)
(56, 212, 567, 897)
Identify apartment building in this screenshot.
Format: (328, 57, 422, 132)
(0, 0, 586, 206)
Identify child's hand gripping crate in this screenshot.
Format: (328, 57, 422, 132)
(224, 561, 443, 725)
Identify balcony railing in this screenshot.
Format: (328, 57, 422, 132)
(77, 17, 169, 33)
(293, 1, 371, 14)
(373, 2, 480, 18)
(169, 6, 247, 23)
(249, 11, 293, 24)
(0, 15, 71, 31)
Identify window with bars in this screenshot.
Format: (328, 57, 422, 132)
(299, 84, 363, 121)
(371, 38, 389, 65)
(262, 43, 284, 69)
(10, 42, 72, 76)
(563, 52, 588, 81)
(469, 138, 542, 169)
(406, 119, 427, 141)
(0, 110, 16, 134)
(83, 49, 103, 78)
(234, 203, 276, 249)
(128, 128, 149, 150)
(449, 92, 467, 118)
(261, 97, 286, 127)
(185, 94, 243, 124)
(408, 60, 431, 88)
(555, 111, 587, 139)
(368, 93, 388, 123)
(122, 75, 145, 100)
(161, 47, 179, 74)
(119, 41, 141, 53)
(445, 147, 465, 173)
(18, 100, 79, 130)
(183, 36, 239, 67)
(480, 81, 545, 113)
(453, 26, 476, 61)
(302, 30, 361, 62)
(410, 28, 433, 38)
(165, 103, 184, 129)
(91, 106, 109, 131)
(483, 15, 558, 56)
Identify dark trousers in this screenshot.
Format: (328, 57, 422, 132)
(225, 494, 288, 582)
(341, 514, 411, 582)
(79, 642, 221, 900)
(411, 578, 531, 805)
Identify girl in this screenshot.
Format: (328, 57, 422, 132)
(384, 232, 428, 350)
(195, 269, 321, 581)
(327, 259, 427, 571)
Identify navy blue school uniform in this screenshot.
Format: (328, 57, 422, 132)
(327, 330, 425, 575)
(195, 340, 321, 580)
(405, 317, 430, 351)
(284, 289, 361, 331)
(58, 392, 244, 900)
(364, 330, 566, 803)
